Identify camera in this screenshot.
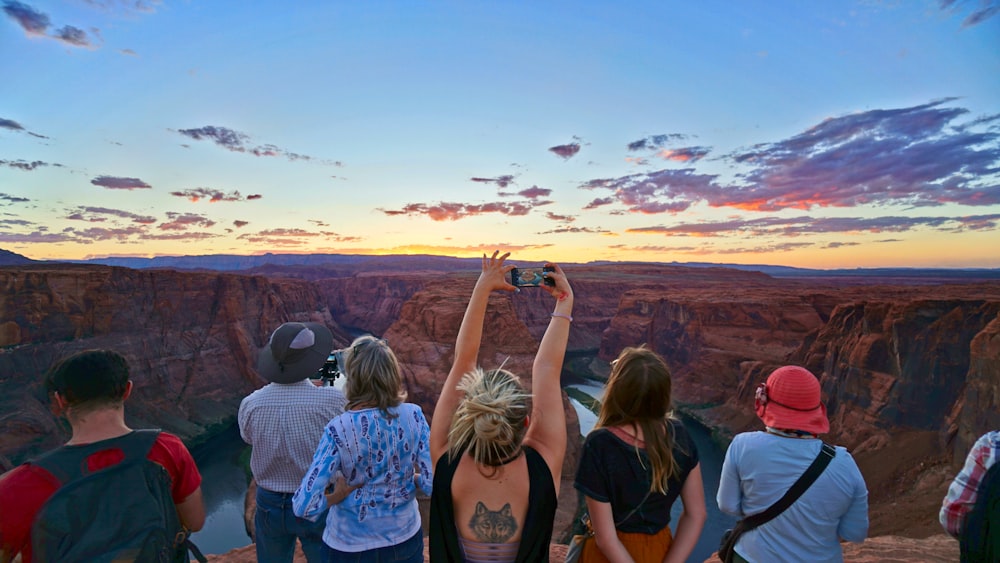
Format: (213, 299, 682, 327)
(510, 266, 556, 288)
(314, 348, 346, 382)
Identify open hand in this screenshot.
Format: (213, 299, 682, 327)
(477, 250, 518, 293)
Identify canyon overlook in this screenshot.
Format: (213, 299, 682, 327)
(2, 260, 999, 559)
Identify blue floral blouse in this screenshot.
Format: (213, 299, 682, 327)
(293, 403, 433, 552)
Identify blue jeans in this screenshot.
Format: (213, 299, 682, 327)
(324, 529, 423, 563)
(255, 487, 329, 563)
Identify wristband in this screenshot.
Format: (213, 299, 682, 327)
(550, 313, 573, 322)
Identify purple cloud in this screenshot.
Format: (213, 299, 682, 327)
(170, 188, 259, 203)
(233, 220, 249, 228)
(582, 100, 1000, 214)
(0, 117, 47, 138)
(91, 175, 152, 190)
(0, 159, 59, 171)
(66, 206, 156, 224)
(175, 125, 333, 165)
(627, 213, 1000, 237)
(471, 175, 516, 188)
(517, 186, 551, 199)
(159, 212, 215, 231)
(52, 25, 93, 47)
(544, 211, 575, 222)
(549, 143, 581, 160)
(0, 193, 30, 204)
(2, 1, 49, 35)
(627, 134, 688, 151)
(380, 200, 548, 221)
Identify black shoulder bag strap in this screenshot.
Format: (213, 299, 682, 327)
(743, 442, 836, 531)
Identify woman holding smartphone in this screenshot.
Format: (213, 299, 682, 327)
(429, 251, 573, 562)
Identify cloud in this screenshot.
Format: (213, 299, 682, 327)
(1, 159, 60, 171)
(471, 175, 516, 188)
(233, 220, 249, 228)
(940, 0, 1000, 27)
(175, 125, 334, 165)
(380, 200, 550, 221)
(657, 146, 711, 162)
(549, 143, 581, 160)
(0, 193, 31, 204)
(544, 211, 575, 222)
(82, 0, 163, 16)
(2, 1, 98, 48)
(91, 175, 152, 190)
(66, 206, 156, 224)
(582, 100, 1000, 214)
(119, 48, 137, 56)
(583, 197, 615, 210)
(169, 188, 261, 203)
(158, 212, 215, 231)
(627, 134, 688, 151)
(0, 116, 47, 138)
(52, 24, 94, 47)
(626, 213, 1000, 237)
(2, 1, 49, 35)
(538, 225, 611, 235)
(0, 230, 74, 243)
(517, 186, 551, 199)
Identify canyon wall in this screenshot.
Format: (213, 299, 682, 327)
(0, 264, 353, 469)
(3, 261, 999, 541)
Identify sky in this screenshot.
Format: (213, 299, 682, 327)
(2, 1, 999, 269)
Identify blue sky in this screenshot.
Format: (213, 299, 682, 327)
(2, 1, 999, 268)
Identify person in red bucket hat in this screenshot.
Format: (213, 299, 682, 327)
(716, 366, 869, 563)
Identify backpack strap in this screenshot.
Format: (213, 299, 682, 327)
(742, 442, 836, 531)
(32, 429, 162, 485)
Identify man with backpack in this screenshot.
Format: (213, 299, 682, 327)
(940, 429, 1000, 562)
(0, 349, 205, 563)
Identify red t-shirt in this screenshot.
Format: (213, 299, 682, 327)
(0, 432, 202, 563)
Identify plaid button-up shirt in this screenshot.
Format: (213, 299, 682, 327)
(238, 379, 348, 493)
(940, 430, 1000, 537)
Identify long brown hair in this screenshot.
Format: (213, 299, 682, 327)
(343, 336, 406, 418)
(595, 345, 679, 494)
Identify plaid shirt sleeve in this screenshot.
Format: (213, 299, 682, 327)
(940, 431, 1000, 537)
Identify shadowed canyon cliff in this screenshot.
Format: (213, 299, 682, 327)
(2, 259, 998, 558)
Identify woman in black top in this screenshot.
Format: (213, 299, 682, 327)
(429, 251, 574, 562)
(574, 346, 706, 563)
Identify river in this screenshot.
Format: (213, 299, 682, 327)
(189, 383, 733, 562)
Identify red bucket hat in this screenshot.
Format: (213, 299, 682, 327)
(754, 365, 829, 435)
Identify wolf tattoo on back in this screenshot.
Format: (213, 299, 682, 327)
(469, 501, 518, 543)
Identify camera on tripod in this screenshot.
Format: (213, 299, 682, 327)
(314, 348, 346, 383)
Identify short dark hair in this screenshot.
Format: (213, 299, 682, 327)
(46, 349, 130, 409)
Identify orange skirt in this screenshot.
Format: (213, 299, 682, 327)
(578, 524, 673, 563)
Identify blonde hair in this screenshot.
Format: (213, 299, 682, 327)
(448, 367, 530, 474)
(343, 336, 406, 418)
(596, 345, 680, 494)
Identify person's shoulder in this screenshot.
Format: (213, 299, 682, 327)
(0, 463, 57, 490)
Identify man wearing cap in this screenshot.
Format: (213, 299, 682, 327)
(717, 365, 869, 563)
(239, 322, 348, 563)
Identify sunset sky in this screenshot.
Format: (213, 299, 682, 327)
(2, 1, 999, 268)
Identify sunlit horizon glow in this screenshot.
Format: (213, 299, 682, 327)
(2, 1, 999, 269)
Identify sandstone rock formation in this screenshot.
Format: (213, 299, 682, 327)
(0, 264, 353, 469)
(2, 260, 998, 556)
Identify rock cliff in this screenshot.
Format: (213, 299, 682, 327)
(2, 260, 998, 554)
(0, 264, 353, 469)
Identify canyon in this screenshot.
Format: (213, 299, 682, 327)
(2, 259, 998, 560)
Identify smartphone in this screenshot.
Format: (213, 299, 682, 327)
(511, 266, 555, 287)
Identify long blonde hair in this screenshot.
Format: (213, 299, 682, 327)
(596, 345, 680, 494)
(448, 367, 530, 475)
(343, 336, 406, 418)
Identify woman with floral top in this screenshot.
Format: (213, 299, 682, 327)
(293, 335, 432, 563)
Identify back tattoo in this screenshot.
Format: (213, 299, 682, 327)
(469, 501, 518, 542)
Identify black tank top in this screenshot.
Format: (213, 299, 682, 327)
(429, 445, 558, 562)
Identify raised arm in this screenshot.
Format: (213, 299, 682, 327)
(522, 262, 573, 488)
(430, 251, 516, 464)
